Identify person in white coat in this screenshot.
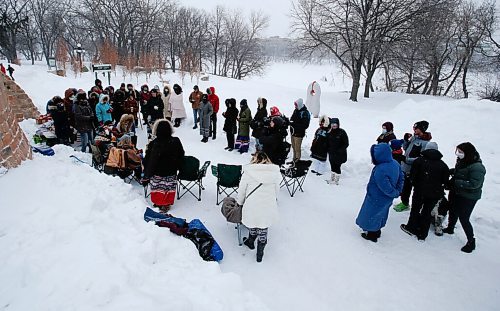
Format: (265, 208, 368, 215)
(306, 81, 321, 118)
(169, 84, 187, 127)
(162, 84, 172, 120)
(237, 151, 281, 262)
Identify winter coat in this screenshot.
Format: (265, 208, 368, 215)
(410, 147, 449, 199)
(260, 126, 287, 165)
(238, 106, 252, 137)
(162, 86, 172, 119)
(223, 105, 239, 134)
(453, 156, 486, 201)
(189, 90, 203, 109)
(51, 103, 70, 140)
(208, 87, 219, 113)
(169, 92, 187, 119)
(199, 100, 213, 134)
(148, 96, 164, 121)
(376, 131, 396, 144)
(401, 132, 432, 173)
(290, 106, 310, 138)
(251, 99, 268, 138)
(112, 90, 126, 120)
(356, 144, 405, 232)
(143, 136, 185, 178)
(95, 96, 112, 123)
(63, 88, 76, 127)
(140, 91, 151, 113)
(310, 126, 329, 162)
(122, 97, 139, 119)
(327, 128, 349, 165)
(73, 100, 95, 132)
(237, 163, 281, 229)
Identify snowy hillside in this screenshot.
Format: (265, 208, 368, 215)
(1, 62, 499, 311)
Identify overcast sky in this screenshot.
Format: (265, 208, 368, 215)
(180, 0, 293, 38)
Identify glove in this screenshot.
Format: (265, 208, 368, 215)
(154, 106, 158, 110)
(107, 108, 113, 113)
(404, 133, 412, 142)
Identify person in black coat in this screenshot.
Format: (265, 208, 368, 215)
(51, 98, 71, 145)
(327, 117, 349, 185)
(222, 98, 239, 150)
(260, 116, 288, 165)
(250, 97, 268, 151)
(400, 142, 449, 240)
(147, 89, 164, 123)
(73, 92, 95, 152)
(289, 98, 310, 163)
(112, 88, 126, 124)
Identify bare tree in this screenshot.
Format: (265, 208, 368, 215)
(0, 0, 30, 63)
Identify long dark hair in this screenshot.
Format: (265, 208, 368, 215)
(456, 142, 479, 166)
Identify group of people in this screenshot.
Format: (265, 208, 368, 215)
(356, 120, 486, 253)
(42, 79, 486, 259)
(0, 63, 15, 80)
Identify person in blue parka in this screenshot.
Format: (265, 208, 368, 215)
(95, 94, 113, 125)
(356, 143, 405, 242)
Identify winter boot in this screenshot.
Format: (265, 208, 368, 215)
(400, 224, 417, 237)
(326, 172, 337, 184)
(461, 238, 475, 253)
(334, 173, 340, 185)
(256, 241, 266, 262)
(442, 226, 455, 234)
(394, 202, 409, 212)
(212, 133, 216, 140)
(243, 235, 256, 250)
(361, 231, 378, 243)
(434, 215, 445, 236)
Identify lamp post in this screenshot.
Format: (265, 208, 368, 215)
(73, 43, 85, 69)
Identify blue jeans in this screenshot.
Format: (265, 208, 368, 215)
(193, 108, 199, 126)
(80, 131, 93, 152)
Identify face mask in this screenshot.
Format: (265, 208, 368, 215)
(456, 150, 465, 159)
(382, 129, 387, 134)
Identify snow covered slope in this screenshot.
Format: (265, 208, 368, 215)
(1, 62, 499, 310)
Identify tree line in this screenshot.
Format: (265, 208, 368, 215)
(0, 0, 269, 80)
(291, 0, 500, 101)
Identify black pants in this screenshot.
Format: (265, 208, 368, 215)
(226, 132, 235, 149)
(407, 194, 439, 239)
(210, 114, 217, 138)
(448, 196, 477, 241)
(400, 173, 413, 206)
(329, 162, 342, 174)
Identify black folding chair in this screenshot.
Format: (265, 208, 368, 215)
(177, 156, 210, 201)
(211, 164, 242, 205)
(280, 160, 312, 197)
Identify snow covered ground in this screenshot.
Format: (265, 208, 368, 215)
(1, 61, 499, 310)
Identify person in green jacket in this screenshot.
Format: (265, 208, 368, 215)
(443, 142, 486, 253)
(235, 99, 252, 153)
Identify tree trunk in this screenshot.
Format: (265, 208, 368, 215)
(350, 71, 361, 102)
(364, 72, 373, 98)
(462, 65, 469, 98)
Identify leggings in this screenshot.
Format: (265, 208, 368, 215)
(249, 228, 268, 243)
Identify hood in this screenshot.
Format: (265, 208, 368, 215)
(419, 132, 432, 141)
(295, 98, 304, 110)
(319, 115, 329, 127)
(209, 86, 215, 95)
(422, 148, 443, 160)
(370, 143, 393, 165)
(330, 117, 340, 127)
(64, 88, 74, 100)
(243, 164, 280, 183)
(257, 97, 267, 109)
(99, 94, 109, 103)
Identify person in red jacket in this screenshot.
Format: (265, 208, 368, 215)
(207, 87, 219, 140)
(0, 63, 6, 75)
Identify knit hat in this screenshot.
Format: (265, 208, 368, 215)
(425, 141, 438, 151)
(271, 116, 284, 128)
(389, 139, 404, 151)
(294, 98, 304, 110)
(240, 99, 248, 106)
(382, 122, 394, 132)
(270, 106, 281, 117)
(330, 117, 340, 127)
(414, 120, 429, 132)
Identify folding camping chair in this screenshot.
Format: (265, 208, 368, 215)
(280, 160, 312, 197)
(211, 164, 242, 205)
(177, 156, 210, 201)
